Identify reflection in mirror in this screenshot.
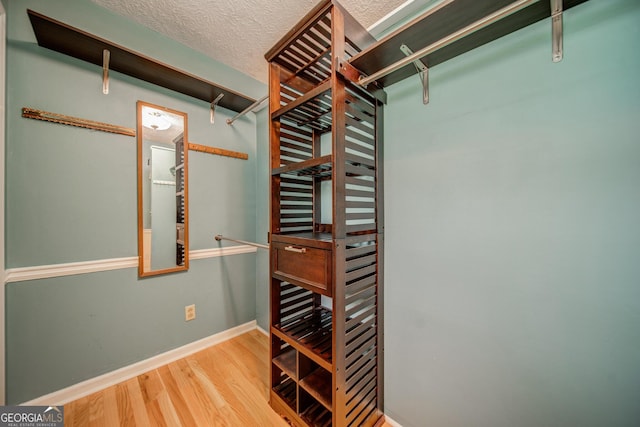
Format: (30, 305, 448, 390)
(137, 101, 188, 276)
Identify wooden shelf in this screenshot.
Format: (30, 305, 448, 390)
(273, 306, 333, 369)
(272, 154, 333, 178)
(265, 0, 376, 82)
(272, 81, 333, 132)
(300, 368, 333, 410)
(27, 9, 255, 113)
(350, 0, 590, 87)
(273, 347, 298, 380)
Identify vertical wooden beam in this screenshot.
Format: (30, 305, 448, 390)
(269, 62, 282, 235)
(331, 5, 348, 426)
(268, 61, 282, 408)
(331, 8, 347, 242)
(270, 279, 282, 398)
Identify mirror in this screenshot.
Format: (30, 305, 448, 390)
(137, 101, 189, 276)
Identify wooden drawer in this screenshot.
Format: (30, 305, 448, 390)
(272, 242, 332, 296)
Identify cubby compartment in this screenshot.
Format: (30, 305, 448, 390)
(300, 388, 332, 427)
(299, 356, 332, 410)
(273, 346, 297, 380)
(271, 331, 334, 426)
(272, 337, 298, 413)
(273, 372, 297, 412)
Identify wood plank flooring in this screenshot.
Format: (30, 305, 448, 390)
(64, 330, 287, 426)
(64, 329, 392, 426)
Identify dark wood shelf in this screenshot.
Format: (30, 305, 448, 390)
(272, 81, 333, 132)
(27, 9, 255, 113)
(350, 0, 590, 87)
(273, 347, 298, 380)
(272, 154, 333, 178)
(300, 368, 333, 410)
(265, 0, 376, 82)
(273, 306, 333, 369)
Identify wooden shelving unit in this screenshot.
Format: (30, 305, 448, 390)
(266, 1, 385, 426)
(27, 9, 255, 113)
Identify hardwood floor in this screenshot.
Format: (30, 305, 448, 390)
(65, 330, 287, 426)
(64, 329, 392, 426)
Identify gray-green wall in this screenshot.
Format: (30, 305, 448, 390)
(5, 0, 265, 404)
(381, 0, 640, 426)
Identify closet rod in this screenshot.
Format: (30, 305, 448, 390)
(214, 234, 270, 250)
(226, 95, 269, 125)
(357, 0, 538, 87)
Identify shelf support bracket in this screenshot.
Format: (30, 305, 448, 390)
(102, 49, 110, 94)
(227, 95, 268, 125)
(400, 44, 429, 105)
(551, 0, 563, 62)
(210, 93, 224, 124)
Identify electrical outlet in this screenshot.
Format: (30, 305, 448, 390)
(185, 304, 196, 321)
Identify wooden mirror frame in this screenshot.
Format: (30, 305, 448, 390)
(137, 101, 189, 277)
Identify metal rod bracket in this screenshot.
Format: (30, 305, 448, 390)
(226, 94, 268, 125)
(400, 44, 429, 105)
(215, 234, 269, 250)
(102, 49, 110, 94)
(551, 0, 563, 62)
(337, 58, 365, 85)
(210, 93, 225, 124)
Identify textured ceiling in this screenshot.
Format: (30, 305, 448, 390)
(91, 0, 409, 83)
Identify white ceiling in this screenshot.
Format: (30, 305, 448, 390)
(91, 0, 422, 84)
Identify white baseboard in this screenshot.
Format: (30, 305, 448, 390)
(22, 320, 257, 406)
(384, 415, 403, 427)
(256, 324, 269, 337)
(21, 319, 405, 426)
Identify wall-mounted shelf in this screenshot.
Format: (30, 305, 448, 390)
(349, 0, 590, 87)
(27, 9, 256, 113)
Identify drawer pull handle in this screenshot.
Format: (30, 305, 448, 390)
(284, 246, 306, 254)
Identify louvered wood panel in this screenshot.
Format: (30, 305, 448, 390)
(345, 127, 374, 145)
(345, 331, 376, 363)
(345, 275, 376, 297)
(346, 188, 374, 200)
(345, 175, 374, 187)
(279, 174, 314, 234)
